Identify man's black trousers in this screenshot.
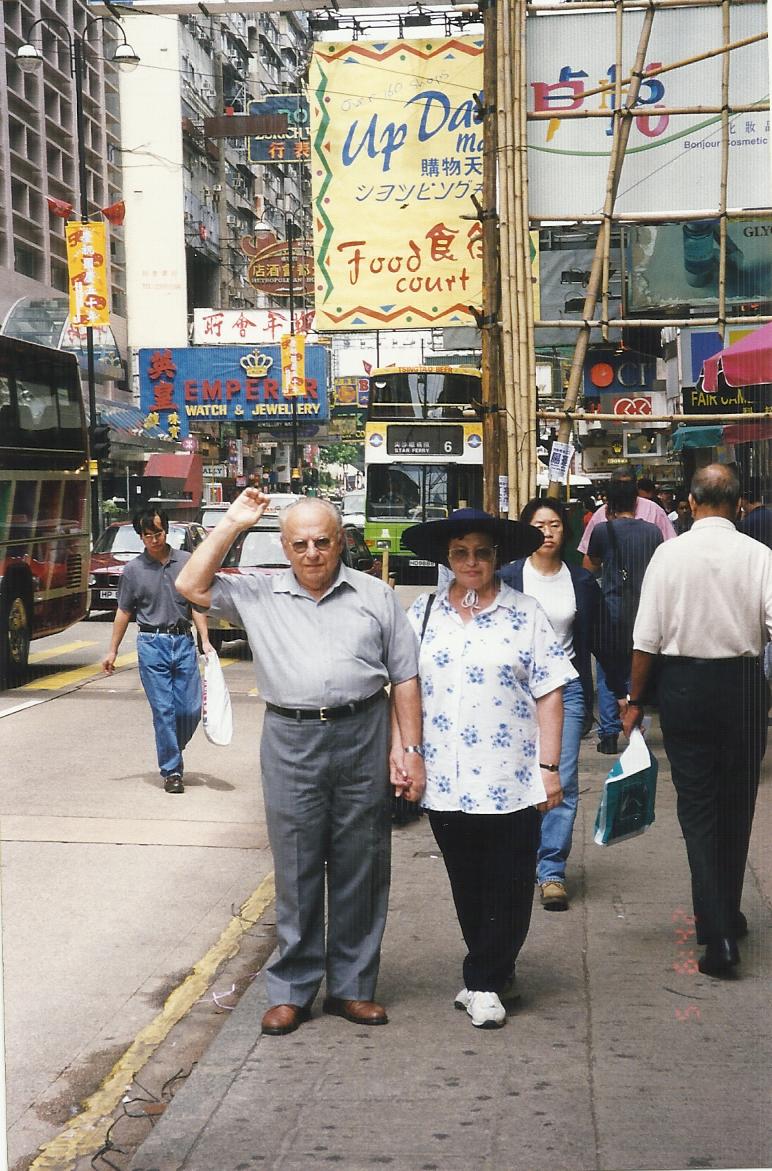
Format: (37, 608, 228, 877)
(658, 655, 768, 943)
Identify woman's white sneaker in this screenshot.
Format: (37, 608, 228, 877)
(454, 987, 472, 1011)
(466, 991, 506, 1028)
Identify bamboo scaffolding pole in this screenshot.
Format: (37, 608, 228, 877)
(535, 315, 772, 327)
(531, 207, 772, 222)
(601, 0, 625, 344)
(514, 0, 536, 510)
(498, 0, 520, 515)
(717, 0, 731, 328)
(480, 0, 501, 515)
(546, 7, 656, 500)
(528, 102, 769, 119)
(538, 411, 772, 422)
(529, 0, 760, 10)
(558, 31, 767, 104)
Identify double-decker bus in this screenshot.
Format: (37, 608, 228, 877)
(364, 365, 483, 582)
(0, 336, 90, 687)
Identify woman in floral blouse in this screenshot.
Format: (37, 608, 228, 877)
(394, 509, 577, 1029)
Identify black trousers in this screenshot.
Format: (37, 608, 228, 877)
(658, 656, 768, 943)
(428, 807, 540, 993)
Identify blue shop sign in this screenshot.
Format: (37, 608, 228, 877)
(138, 345, 329, 440)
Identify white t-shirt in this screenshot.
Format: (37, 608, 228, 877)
(522, 559, 576, 661)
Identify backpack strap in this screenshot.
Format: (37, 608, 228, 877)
(420, 593, 436, 641)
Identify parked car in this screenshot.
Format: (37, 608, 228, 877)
(198, 494, 301, 531)
(206, 516, 382, 650)
(88, 521, 207, 615)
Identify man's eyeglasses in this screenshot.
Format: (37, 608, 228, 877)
(141, 528, 166, 540)
(448, 546, 496, 564)
(289, 536, 334, 554)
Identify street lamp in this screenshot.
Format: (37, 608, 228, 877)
(16, 16, 140, 540)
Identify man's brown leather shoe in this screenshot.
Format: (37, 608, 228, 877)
(261, 1003, 311, 1036)
(322, 997, 388, 1025)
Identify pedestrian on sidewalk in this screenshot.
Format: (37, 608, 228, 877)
(398, 509, 576, 1029)
(102, 507, 212, 795)
(622, 463, 772, 979)
(499, 498, 625, 913)
(738, 476, 772, 548)
(176, 492, 424, 1036)
(584, 466, 663, 755)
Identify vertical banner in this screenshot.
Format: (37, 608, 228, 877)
(310, 38, 484, 330)
(65, 221, 110, 327)
(280, 333, 306, 396)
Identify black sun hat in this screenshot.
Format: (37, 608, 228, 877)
(401, 508, 543, 566)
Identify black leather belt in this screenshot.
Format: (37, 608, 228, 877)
(138, 622, 192, 636)
(266, 689, 385, 722)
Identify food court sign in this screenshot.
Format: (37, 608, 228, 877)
(138, 345, 329, 440)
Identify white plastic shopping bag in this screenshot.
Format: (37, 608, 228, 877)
(593, 728, 657, 846)
(202, 649, 233, 746)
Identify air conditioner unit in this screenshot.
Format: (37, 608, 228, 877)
(212, 184, 223, 193)
(226, 214, 237, 226)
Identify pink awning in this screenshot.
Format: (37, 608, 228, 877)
(701, 322, 772, 391)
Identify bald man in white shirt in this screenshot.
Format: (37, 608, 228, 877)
(622, 465, 772, 979)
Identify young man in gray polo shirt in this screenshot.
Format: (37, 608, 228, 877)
(176, 492, 424, 1035)
(103, 508, 212, 794)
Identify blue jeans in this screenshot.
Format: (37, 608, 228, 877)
(137, 632, 202, 777)
(537, 678, 585, 885)
(597, 660, 623, 739)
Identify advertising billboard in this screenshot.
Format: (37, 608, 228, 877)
(527, 4, 769, 218)
(309, 37, 484, 331)
(138, 344, 329, 440)
(625, 219, 772, 311)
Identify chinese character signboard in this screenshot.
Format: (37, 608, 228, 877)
(309, 37, 484, 331)
(241, 230, 315, 298)
(280, 333, 306, 397)
(527, 4, 768, 217)
(65, 221, 110, 327)
(330, 376, 369, 439)
(248, 95, 310, 165)
(193, 307, 317, 344)
(138, 345, 330, 440)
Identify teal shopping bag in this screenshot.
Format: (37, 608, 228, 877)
(594, 728, 657, 846)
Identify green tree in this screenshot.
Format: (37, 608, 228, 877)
(318, 442, 363, 470)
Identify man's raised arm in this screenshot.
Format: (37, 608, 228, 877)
(176, 489, 271, 608)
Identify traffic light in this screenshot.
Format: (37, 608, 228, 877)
(91, 423, 111, 461)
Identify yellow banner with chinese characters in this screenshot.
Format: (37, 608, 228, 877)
(280, 332, 306, 396)
(65, 221, 110, 327)
(310, 38, 484, 331)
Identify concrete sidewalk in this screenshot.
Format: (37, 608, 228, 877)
(128, 719, 771, 1171)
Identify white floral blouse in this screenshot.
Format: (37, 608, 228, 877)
(407, 583, 578, 815)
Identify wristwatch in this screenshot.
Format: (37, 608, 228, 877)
(403, 745, 425, 757)
(539, 762, 560, 772)
(626, 695, 644, 708)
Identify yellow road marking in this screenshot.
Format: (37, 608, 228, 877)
(29, 872, 276, 1170)
(23, 651, 138, 691)
(218, 656, 238, 668)
(28, 640, 96, 664)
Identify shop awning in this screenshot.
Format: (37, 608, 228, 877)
(86, 397, 173, 447)
(701, 322, 772, 391)
(671, 420, 772, 451)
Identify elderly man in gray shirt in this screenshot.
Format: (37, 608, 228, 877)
(176, 491, 425, 1036)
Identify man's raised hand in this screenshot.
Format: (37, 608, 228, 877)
(226, 488, 272, 531)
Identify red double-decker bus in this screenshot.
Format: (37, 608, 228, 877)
(0, 335, 90, 687)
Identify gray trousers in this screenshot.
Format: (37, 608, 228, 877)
(260, 695, 391, 1006)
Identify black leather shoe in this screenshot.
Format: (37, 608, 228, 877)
(696, 912, 747, 945)
(597, 735, 618, 755)
(164, 773, 184, 794)
(698, 937, 740, 978)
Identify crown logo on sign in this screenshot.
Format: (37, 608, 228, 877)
(239, 350, 273, 378)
